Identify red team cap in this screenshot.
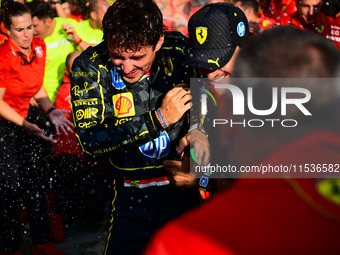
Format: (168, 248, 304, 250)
(186, 3, 249, 71)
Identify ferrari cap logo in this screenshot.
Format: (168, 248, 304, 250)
(196, 27, 208, 45)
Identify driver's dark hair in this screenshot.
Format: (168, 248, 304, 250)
(102, 0, 165, 51)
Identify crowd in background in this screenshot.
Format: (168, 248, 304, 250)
(0, 0, 340, 254)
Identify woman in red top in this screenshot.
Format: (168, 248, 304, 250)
(0, 2, 72, 255)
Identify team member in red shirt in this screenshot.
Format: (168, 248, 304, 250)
(0, 2, 72, 255)
(278, 0, 340, 49)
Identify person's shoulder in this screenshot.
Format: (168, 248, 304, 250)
(0, 40, 12, 66)
(162, 31, 190, 55)
(74, 41, 110, 65)
(0, 37, 9, 50)
(319, 12, 335, 24)
(164, 31, 189, 45)
(55, 17, 79, 24)
(78, 19, 90, 27)
(32, 37, 46, 47)
(54, 17, 79, 29)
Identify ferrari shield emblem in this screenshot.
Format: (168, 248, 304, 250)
(196, 27, 208, 45)
(163, 57, 173, 76)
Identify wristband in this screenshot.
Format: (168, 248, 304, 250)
(156, 108, 168, 128)
(155, 110, 166, 129)
(47, 106, 56, 115)
(74, 38, 82, 45)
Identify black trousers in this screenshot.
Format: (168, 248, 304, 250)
(0, 120, 49, 253)
(50, 153, 112, 225)
(104, 176, 202, 255)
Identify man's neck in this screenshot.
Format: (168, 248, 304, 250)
(20, 47, 31, 58)
(44, 19, 56, 39)
(90, 19, 99, 30)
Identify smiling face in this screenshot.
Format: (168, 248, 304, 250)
(7, 13, 34, 52)
(108, 36, 164, 83)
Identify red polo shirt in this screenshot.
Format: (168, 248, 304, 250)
(0, 37, 46, 118)
(278, 12, 340, 49)
(0, 22, 9, 44)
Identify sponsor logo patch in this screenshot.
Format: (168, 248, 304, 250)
(111, 67, 126, 89)
(112, 92, 135, 117)
(35, 46, 44, 58)
(139, 131, 170, 159)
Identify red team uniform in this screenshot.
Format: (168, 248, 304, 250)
(258, 12, 276, 30)
(145, 132, 340, 255)
(0, 37, 46, 118)
(278, 11, 340, 49)
(0, 23, 9, 44)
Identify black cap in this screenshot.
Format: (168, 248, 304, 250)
(187, 3, 249, 71)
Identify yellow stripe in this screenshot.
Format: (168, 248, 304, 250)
(149, 111, 155, 127)
(104, 179, 117, 255)
(109, 158, 164, 171)
(74, 132, 92, 155)
(97, 71, 106, 124)
(139, 131, 148, 137)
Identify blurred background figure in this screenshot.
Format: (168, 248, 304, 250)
(68, 0, 88, 21)
(76, 0, 110, 45)
(234, 0, 276, 34)
(61, 0, 72, 18)
(0, 2, 72, 254)
(277, 0, 340, 49)
(155, 0, 190, 36)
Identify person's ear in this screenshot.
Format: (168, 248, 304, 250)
(155, 35, 164, 52)
(45, 17, 53, 27)
(90, 11, 97, 23)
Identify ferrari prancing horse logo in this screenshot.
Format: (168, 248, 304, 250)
(196, 27, 208, 45)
